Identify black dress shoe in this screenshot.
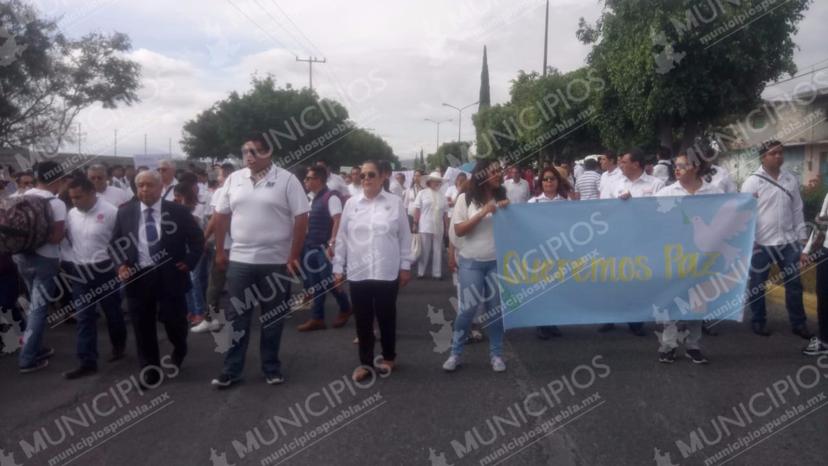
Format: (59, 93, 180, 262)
(63, 366, 97, 380)
(752, 323, 771, 336)
(792, 327, 814, 340)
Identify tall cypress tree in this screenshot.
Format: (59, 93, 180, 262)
(479, 45, 491, 111)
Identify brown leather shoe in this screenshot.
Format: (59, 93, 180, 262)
(352, 366, 372, 382)
(375, 359, 395, 375)
(297, 319, 326, 332)
(331, 310, 353, 328)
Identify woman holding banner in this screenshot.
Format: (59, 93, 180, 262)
(442, 159, 509, 373)
(654, 151, 723, 364)
(528, 166, 574, 340)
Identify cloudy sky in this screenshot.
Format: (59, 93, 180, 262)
(36, 0, 828, 161)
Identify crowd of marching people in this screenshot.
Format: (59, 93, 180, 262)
(1, 135, 827, 388)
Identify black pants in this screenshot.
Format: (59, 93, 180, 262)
(349, 279, 399, 366)
(126, 270, 188, 371)
(816, 247, 828, 341)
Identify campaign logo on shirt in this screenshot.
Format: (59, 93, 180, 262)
(265, 181, 275, 187)
(96, 213, 105, 223)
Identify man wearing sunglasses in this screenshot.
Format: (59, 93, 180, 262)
(210, 134, 310, 389)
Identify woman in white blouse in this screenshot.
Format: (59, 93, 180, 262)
(442, 159, 510, 373)
(528, 166, 574, 339)
(333, 160, 413, 381)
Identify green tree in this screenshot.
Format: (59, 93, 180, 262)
(0, 0, 141, 152)
(474, 68, 602, 163)
(181, 75, 397, 167)
(577, 0, 812, 150)
(427, 141, 471, 170)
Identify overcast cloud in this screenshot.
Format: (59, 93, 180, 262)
(34, 0, 828, 161)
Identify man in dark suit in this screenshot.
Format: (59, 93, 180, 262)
(110, 169, 203, 386)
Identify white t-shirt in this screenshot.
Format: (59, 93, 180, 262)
(389, 178, 404, 198)
(451, 193, 496, 262)
(503, 178, 530, 204)
(710, 164, 737, 193)
(445, 185, 460, 218)
(327, 173, 349, 194)
(97, 185, 132, 207)
(656, 181, 723, 197)
(22, 188, 66, 259)
(599, 167, 622, 198)
(605, 173, 665, 199)
(215, 164, 310, 264)
(413, 188, 448, 235)
(528, 193, 566, 203)
(66, 199, 118, 264)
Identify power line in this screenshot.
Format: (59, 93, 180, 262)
(249, 0, 311, 56)
(296, 56, 326, 91)
(765, 60, 828, 88)
(224, 0, 293, 56)
(268, 0, 323, 56)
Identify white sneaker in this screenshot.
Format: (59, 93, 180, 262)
(442, 355, 461, 372)
(802, 337, 828, 356)
(491, 356, 506, 372)
(206, 319, 223, 332)
(190, 320, 213, 333)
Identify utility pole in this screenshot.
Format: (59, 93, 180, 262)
(424, 118, 452, 150)
(442, 101, 479, 142)
(543, 0, 549, 76)
(296, 56, 326, 91)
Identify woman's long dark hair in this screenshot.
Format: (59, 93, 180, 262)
(535, 165, 572, 199)
(466, 159, 506, 207)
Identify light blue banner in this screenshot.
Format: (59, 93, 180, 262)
(493, 194, 757, 329)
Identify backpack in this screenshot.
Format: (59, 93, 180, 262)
(0, 195, 54, 254)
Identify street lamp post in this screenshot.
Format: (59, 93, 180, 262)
(442, 101, 479, 142)
(424, 118, 452, 150)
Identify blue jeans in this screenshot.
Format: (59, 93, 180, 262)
(13, 254, 60, 368)
(71, 262, 127, 368)
(748, 243, 807, 328)
(451, 257, 504, 357)
(186, 247, 212, 317)
(302, 245, 350, 320)
(222, 261, 288, 379)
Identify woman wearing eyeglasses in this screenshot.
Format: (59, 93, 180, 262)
(528, 166, 574, 340)
(654, 151, 722, 365)
(333, 160, 413, 382)
(442, 159, 510, 373)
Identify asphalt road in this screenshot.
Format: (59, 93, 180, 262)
(1, 278, 825, 466)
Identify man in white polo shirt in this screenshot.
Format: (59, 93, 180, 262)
(62, 177, 127, 379)
(87, 164, 132, 207)
(211, 134, 310, 388)
(601, 148, 664, 336)
(503, 165, 530, 204)
(741, 140, 811, 339)
(13, 161, 66, 373)
(598, 150, 622, 198)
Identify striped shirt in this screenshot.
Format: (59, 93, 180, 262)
(575, 170, 601, 200)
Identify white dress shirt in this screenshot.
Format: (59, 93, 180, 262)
(327, 173, 349, 194)
(605, 172, 665, 199)
(710, 164, 737, 193)
(333, 190, 413, 281)
(97, 185, 132, 207)
(528, 192, 566, 203)
(656, 180, 723, 197)
(347, 183, 362, 198)
(404, 186, 422, 216)
(599, 167, 622, 199)
(413, 187, 448, 235)
(740, 166, 807, 247)
(652, 161, 673, 183)
(137, 198, 162, 268)
(503, 178, 530, 204)
(215, 164, 310, 264)
(66, 199, 118, 265)
(161, 179, 178, 202)
(389, 178, 404, 198)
